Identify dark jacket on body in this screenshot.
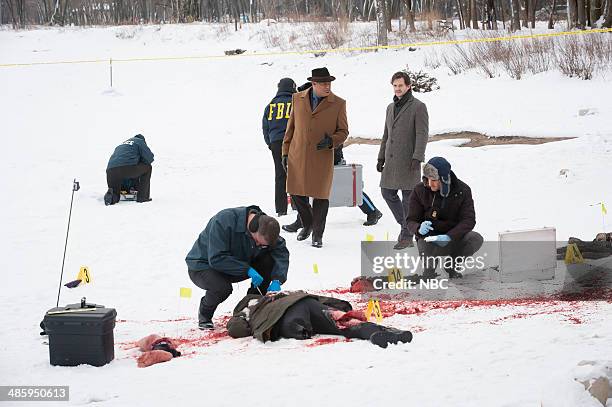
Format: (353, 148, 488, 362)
(226, 291, 352, 342)
(185, 206, 289, 283)
(406, 171, 476, 241)
(107, 135, 154, 170)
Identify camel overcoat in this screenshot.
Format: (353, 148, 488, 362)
(282, 89, 349, 199)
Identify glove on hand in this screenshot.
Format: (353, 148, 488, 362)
(419, 220, 434, 236)
(316, 133, 333, 150)
(247, 267, 264, 287)
(268, 280, 281, 292)
(425, 234, 451, 247)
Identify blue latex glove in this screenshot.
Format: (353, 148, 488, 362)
(247, 267, 263, 287)
(425, 234, 451, 247)
(419, 220, 434, 235)
(268, 280, 281, 292)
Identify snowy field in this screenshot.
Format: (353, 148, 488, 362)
(1, 22, 611, 406)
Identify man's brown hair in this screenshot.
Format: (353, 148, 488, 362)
(390, 71, 411, 86)
(258, 215, 280, 246)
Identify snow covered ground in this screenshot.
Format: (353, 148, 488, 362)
(1, 22, 611, 406)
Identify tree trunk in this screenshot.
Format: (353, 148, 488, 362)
(590, 0, 601, 24)
(385, 0, 392, 31)
(577, 0, 586, 27)
(470, 0, 478, 27)
(511, 0, 521, 29)
(405, 0, 416, 30)
(375, 0, 388, 45)
(456, 0, 466, 28)
(567, 0, 578, 28)
(487, 0, 498, 28)
(548, 0, 557, 27)
(603, 0, 612, 26)
(528, 0, 535, 26)
(465, 0, 472, 28)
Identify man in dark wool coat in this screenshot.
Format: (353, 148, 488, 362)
(226, 291, 413, 349)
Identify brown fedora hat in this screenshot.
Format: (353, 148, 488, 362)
(307, 67, 336, 82)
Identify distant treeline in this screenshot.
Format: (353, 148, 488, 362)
(2, 0, 611, 31)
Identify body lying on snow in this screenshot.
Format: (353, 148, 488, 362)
(226, 291, 412, 349)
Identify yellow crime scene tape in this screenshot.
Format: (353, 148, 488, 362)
(0, 27, 610, 68)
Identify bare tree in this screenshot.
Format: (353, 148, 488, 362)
(577, 0, 587, 27)
(603, 0, 612, 26)
(568, 0, 578, 27)
(511, 0, 521, 30)
(548, 0, 557, 27)
(375, 0, 387, 45)
(402, 0, 416, 30)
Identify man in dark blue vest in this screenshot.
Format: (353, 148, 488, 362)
(186, 206, 290, 330)
(263, 78, 296, 216)
(105, 134, 154, 205)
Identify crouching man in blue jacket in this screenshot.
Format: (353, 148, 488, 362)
(105, 134, 154, 205)
(186, 205, 290, 330)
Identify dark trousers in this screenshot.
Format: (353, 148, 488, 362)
(270, 140, 288, 215)
(359, 191, 377, 215)
(416, 231, 484, 276)
(106, 163, 152, 202)
(275, 298, 387, 340)
(381, 188, 412, 238)
(188, 253, 275, 321)
(291, 195, 329, 239)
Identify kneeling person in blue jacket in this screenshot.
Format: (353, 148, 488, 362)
(186, 206, 290, 330)
(105, 134, 154, 205)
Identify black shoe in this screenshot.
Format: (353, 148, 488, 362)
(137, 198, 152, 203)
(297, 227, 312, 241)
(421, 271, 440, 280)
(393, 239, 414, 250)
(363, 210, 383, 226)
(370, 329, 413, 349)
(447, 269, 463, 279)
(312, 236, 323, 248)
(198, 319, 214, 330)
(104, 189, 114, 206)
(277, 211, 287, 217)
(282, 219, 303, 233)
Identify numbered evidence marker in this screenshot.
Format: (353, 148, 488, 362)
(564, 243, 585, 264)
(313, 263, 319, 274)
(388, 267, 402, 284)
(365, 234, 375, 242)
(76, 266, 92, 284)
(179, 287, 192, 298)
(365, 299, 383, 323)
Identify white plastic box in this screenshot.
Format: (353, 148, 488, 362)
(329, 164, 363, 208)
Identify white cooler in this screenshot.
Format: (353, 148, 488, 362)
(329, 164, 363, 208)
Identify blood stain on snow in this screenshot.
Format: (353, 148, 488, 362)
(306, 337, 351, 347)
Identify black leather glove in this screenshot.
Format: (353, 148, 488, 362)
(316, 133, 333, 150)
(282, 155, 288, 173)
(376, 159, 385, 173)
(410, 159, 421, 171)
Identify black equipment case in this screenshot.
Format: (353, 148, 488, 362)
(43, 299, 116, 367)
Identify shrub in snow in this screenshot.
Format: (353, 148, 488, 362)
(401, 68, 440, 92)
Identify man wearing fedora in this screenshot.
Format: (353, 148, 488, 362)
(282, 67, 349, 248)
(377, 71, 429, 250)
